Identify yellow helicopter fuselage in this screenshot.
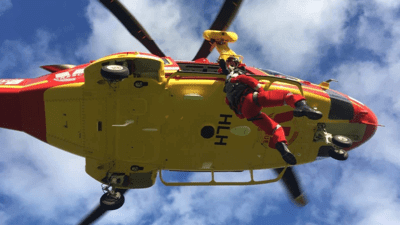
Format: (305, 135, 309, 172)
(22, 51, 375, 188)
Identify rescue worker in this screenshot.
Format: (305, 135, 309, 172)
(220, 56, 323, 165)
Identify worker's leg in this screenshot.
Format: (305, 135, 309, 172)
(251, 113, 287, 146)
(257, 90, 322, 120)
(239, 94, 262, 118)
(241, 93, 297, 165)
(249, 112, 296, 165)
(257, 90, 305, 108)
(240, 94, 287, 147)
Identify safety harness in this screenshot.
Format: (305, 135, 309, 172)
(224, 80, 263, 121)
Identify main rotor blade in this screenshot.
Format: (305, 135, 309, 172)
(79, 205, 107, 225)
(79, 188, 129, 225)
(99, 0, 165, 57)
(273, 167, 308, 207)
(192, 0, 243, 61)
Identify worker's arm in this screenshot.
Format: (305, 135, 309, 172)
(218, 59, 230, 75)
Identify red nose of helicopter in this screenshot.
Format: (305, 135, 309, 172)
(348, 97, 378, 149)
(324, 89, 378, 150)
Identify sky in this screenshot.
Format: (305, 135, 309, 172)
(0, 0, 400, 224)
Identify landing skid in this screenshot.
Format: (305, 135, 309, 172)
(159, 167, 289, 186)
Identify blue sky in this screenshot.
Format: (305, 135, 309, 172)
(1, 0, 400, 224)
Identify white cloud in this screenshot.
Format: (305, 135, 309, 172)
(0, 29, 74, 79)
(0, 211, 10, 224)
(373, 0, 400, 9)
(96, 185, 164, 225)
(332, 168, 400, 225)
(355, 1, 400, 57)
(155, 171, 287, 225)
(332, 37, 400, 167)
(357, 208, 400, 225)
(0, 0, 12, 16)
(358, 114, 400, 167)
(235, 0, 350, 74)
(325, 0, 400, 169)
(0, 25, 97, 225)
(0, 130, 100, 222)
(77, 0, 206, 61)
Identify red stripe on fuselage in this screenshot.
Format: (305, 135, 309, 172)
(266, 82, 330, 99)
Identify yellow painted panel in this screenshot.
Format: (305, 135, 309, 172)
(115, 128, 161, 163)
(117, 136, 145, 160)
(44, 83, 85, 156)
(82, 98, 108, 159)
(116, 97, 147, 116)
(113, 94, 162, 163)
(203, 30, 238, 42)
(45, 99, 82, 143)
(47, 135, 90, 157)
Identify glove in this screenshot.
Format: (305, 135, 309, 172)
(218, 59, 230, 75)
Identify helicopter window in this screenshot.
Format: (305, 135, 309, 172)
(325, 89, 354, 120)
(177, 63, 220, 73)
(132, 58, 161, 81)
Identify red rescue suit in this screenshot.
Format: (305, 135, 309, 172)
(224, 74, 305, 148)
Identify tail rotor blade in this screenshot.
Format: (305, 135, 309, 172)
(192, 0, 243, 61)
(98, 0, 165, 57)
(273, 167, 308, 206)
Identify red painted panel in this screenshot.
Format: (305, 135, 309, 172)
(0, 90, 22, 131)
(19, 86, 49, 142)
(350, 100, 378, 126)
(273, 111, 294, 124)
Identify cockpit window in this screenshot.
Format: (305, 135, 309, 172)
(132, 58, 161, 81)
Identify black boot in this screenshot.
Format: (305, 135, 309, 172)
(275, 142, 297, 165)
(293, 100, 323, 120)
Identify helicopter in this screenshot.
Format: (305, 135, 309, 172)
(0, 0, 379, 224)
